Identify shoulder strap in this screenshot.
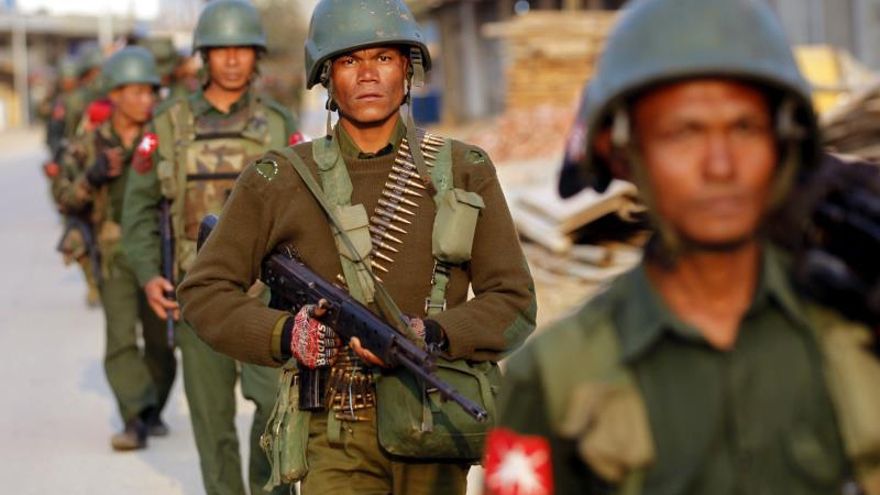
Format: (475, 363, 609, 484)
(537, 297, 652, 494)
(806, 304, 880, 494)
(274, 145, 423, 345)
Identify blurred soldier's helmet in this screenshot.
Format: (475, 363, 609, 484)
(76, 46, 105, 78)
(578, 0, 818, 194)
(58, 58, 80, 80)
(192, 0, 267, 53)
(304, 0, 432, 89)
(138, 37, 179, 77)
(102, 46, 161, 90)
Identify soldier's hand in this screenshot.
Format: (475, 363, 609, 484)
(350, 337, 388, 367)
(104, 148, 124, 178)
(290, 299, 341, 369)
(85, 152, 114, 187)
(144, 276, 179, 321)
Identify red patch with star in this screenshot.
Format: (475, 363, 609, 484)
(483, 428, 553, 495)
(132, 132, 158, 174)
(288, 132, 305, 146)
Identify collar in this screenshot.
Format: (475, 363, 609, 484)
(335, 117, 407, 160)
(614, 244, 810, 362)
(189, 87, 253, 117)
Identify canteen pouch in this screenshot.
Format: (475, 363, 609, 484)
(375, 358, 500, 462)
(261, 360, 311, 488)
(432, 188, 484, 264)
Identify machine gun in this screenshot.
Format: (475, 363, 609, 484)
(197, 214, 488, 422)
(770, 152, 880, 350)
(160, 198, 175, 347)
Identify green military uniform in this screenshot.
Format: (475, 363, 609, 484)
(492, 0, 880, 494)
(54, 48, 176, 442)
(123, 2, 297, 489)
(122, 89, 297, 495)
(497, 247, 869, 494)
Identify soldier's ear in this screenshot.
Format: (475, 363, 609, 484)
(594, 129, 632, 182)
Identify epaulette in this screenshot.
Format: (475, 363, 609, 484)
(261, 96, 295, 122)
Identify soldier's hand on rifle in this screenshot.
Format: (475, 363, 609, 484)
(144, 276, 179, 321)
(104, 147, 124, 178)
(85, 148, 123, 187)
(351, 317, 445, 368)
(290, 299, 341, 369)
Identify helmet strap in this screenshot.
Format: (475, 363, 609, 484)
(770, 98, 802, 208)
(409, 47, 426, 89)
(321, 61, 336, 137)
(402, 63, 435, 195)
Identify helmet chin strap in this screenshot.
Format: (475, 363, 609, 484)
(402, 47, 435, 195)
(320, 61, 336, 137)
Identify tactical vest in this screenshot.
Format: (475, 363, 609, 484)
(537, 287, 880, 495)
(154, 94, 288, 273)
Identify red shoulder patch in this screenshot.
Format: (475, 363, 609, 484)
(483, 428, 553, 495)
(51, 102, 66, 121)
(288, 132, 305, 146)
(132, 132, 158, 174)
(43, 162, 60, 179)
(86, 99, 113, 125)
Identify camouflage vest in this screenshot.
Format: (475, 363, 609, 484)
(154, 93, 288, 273)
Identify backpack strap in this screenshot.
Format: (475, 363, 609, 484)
(537, 292, 653, 493)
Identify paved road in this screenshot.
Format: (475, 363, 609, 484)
(0, 127, 259, 494)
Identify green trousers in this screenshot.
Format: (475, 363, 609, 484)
(100, 255, 176, 423)
(301, 408, 469, 495)
(176, 321, 290, 495)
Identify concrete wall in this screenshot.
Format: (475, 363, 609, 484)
(770, 0, 880, 70)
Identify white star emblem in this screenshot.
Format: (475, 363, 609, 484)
(486, 445, 551, 495)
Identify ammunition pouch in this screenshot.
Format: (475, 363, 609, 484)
(157, 159, 177, 200)
(261, 360, 311, 486)
(432, 188, 484, 265)
(375, 358, 500, 462)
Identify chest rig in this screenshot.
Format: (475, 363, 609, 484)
(292, 127, 485, 423)
(156, 94, 286, 273)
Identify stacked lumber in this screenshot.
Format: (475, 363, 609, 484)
(483, 11, 617, 110)
(822, 81, 880, 160)
(465, 105, 575, 163)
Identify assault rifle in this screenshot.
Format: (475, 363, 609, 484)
(770, 152, 880, 349)
(160, 198, 175, 347)
(197, 214, 488, 422)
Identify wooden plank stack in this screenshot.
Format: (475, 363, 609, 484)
(483, 10, 617, 110)
(822, 81, 880, 160)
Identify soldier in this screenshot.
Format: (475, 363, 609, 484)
(178, 0, 537, 493)
(138, 36, 196, 101)
(53, 46, 177, 451)
(487, 0, 880, 494)
(44, 58, 79, 158)
(121, 1, 297, 493)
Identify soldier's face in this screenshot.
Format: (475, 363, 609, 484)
(206, 47, 257, 92)
(634, 79, 777, 248)
(110, 83, 157, 125)
(331, 47, 408, 125)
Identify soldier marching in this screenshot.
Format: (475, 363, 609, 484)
(36, 0, 880, 494)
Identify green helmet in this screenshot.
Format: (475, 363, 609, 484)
(192, 0, 267, 52)
(58, 58, 79, 80)
(579, 0, 819, 193)
(76, 46, 104, 78)
(138, 37, 179, 77)
(102, 46, 161, 90)
(304, 0, 431, 89)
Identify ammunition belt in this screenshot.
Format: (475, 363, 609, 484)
(325, 348, 375, 421)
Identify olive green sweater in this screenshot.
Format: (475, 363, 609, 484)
(178, 130, 537, 367)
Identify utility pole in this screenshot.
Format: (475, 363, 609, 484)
(12, 12, 29, 127)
